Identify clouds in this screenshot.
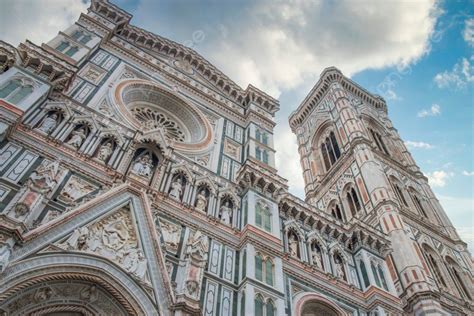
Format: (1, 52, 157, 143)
(434, 55, 474, 89)
(463, 18, 474, 47)
(405, 141, 434, 149)
(417, 104, 441, 118)
(426, 170, 454, 187)
(462, 170, 474, 176)
(0, 0, 89, 46)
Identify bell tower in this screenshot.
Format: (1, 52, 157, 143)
(289, 67, 472, 314)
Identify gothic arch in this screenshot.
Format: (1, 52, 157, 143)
(293, 292, 348, 316)
(310, 120, 342, 175)
(0, 253, 157, 315)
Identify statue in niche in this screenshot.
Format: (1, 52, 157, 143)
(219, 201, 232, 225)
(312, 245, 323, 270)
(67, 127, 87, 148)
(97, 142, 113, 162)
(335, 256, 346, 280)
(37, 113, 58, 134)
(288, 233, 299, 258)
(131, 153, 154, 177)
(169, 177, 183, 201)
(195, 190, 208, 212)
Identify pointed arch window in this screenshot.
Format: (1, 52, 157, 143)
(266, 300, 275, 316)
(425, 249, 447, 289)
(446, 258, 471, 300)
(330, 203, 343, 221)
(8, 85, 33, 104)
(256, 129, 261, 142)
(256, 146, 262, 160)
(359, 260, 370, 288)
(370, 129, 390, 156)
(56, 41, 70, 52)
(240, 293, 246, 316)
(255, 253, 274, 286)
(346, 187, 361, 217)
(371, 262, 382, 288)
(411, 193, 428, 218)
(262, 133, 269, 145)
(0, 79, 21, 99)
(265, 259, 274, 286)
(65, 46, 79, 57)
(320, 131, 341, 171)
(255, 296, 264, 316)
(80, 34, 92, 44)
(392, 181, 408, 207)
(72, 30, 83, 40)
(378, 265, 388, 291)
(262, 150, 269, 164)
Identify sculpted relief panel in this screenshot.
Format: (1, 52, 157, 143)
(57, 205, 149, 283)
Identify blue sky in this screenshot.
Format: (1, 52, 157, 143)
(1, 0, 472, 251)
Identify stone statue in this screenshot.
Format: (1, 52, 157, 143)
(219, 201, 232, 225)
(123, 247, 147, 280)
(67, 127, 87, 148)
(186, 230, 209, 261)
(289, 233, 299, 258)
(160, 220, 181, 253)
(195, 190, 208, 212)
(335, 257, 345, 280)
(169, 178, 183, 201)
(131, 154, 154, 177)
(37, 113, 58, 134)
(97, 142, 113, 162)
(312, 247, 323, 270)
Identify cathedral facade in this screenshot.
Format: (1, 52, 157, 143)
(0, 1, 472, 315)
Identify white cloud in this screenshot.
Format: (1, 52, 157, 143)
(425, 170, 454, 187)
(463, 18, 474, 47)
(274, 126, 305, 195)
(417, 103, 441, 117)
(405, 140, 434, 149)
(434, 56, 474, 90)
(462, 170, 474, 176)
(0, 0, 89, 47)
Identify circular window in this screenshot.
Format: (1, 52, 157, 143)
(113, 79, 213, 151)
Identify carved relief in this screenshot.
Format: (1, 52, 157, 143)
(57, 175, 98, 205)
(57, 206, 149, 283)
(158, 219, 182, 253)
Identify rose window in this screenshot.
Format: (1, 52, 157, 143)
(130, 106, 186, 142)
(113, 79, 213, 151)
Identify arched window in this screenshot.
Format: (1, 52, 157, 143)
(359, 260, 370, 288)
(256, 129, 261, 142)
(329, 203, 343, 221)
(320, 131, 341, 171)
(256, 147, 262, 160)
(446, 257, 471, 300)
(240, 293, 245, 316)
(8, 85, 33, 104)
(80, 34, 92, 44)
(255, 254, 263, 281)
(0, 79, 21, 99)
(346, 187, 361, 217)
(56, 41, 70, 52)
(371, 262, 382, 288)
(255, 295, 264, 316)
(262, 150, 269, 164)
(265, 258, 274, 286)
(65, 46, 79, 57)
(391, 180, 409, 207)
(423, 245, 447, 289)
(72, 30, 83, 40)
(256, 201, 271, 233)
(378, 265, 388, 291)
(370, 129, 390, 156)
(266, 300, 275, 316)
(410, 191, 428, 218)
(262, 133, 269, 145)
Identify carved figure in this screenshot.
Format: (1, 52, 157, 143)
(80, 285, 98, 302)
(59, 176, 96, 204)
(160, 220, 181, 252)
(195, 190, 208, 212)
(97, 142, 113, 162)
(102, 219, 129, 250)
(312, 247, 323, 270)
(0, 238, 14, 273)
(65, 226, 89, 250)
(219, 201, 232, 225)
(169, 177, 183, 201)
(37, 113, 58, 134)
(131, 154, 154, 177)
(335, 257, 345, 280)
(123, 247, 147, 280)
(186, 230, 209, 261)
(289, 233, 299, 258)
(67, 127, 87, 148)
